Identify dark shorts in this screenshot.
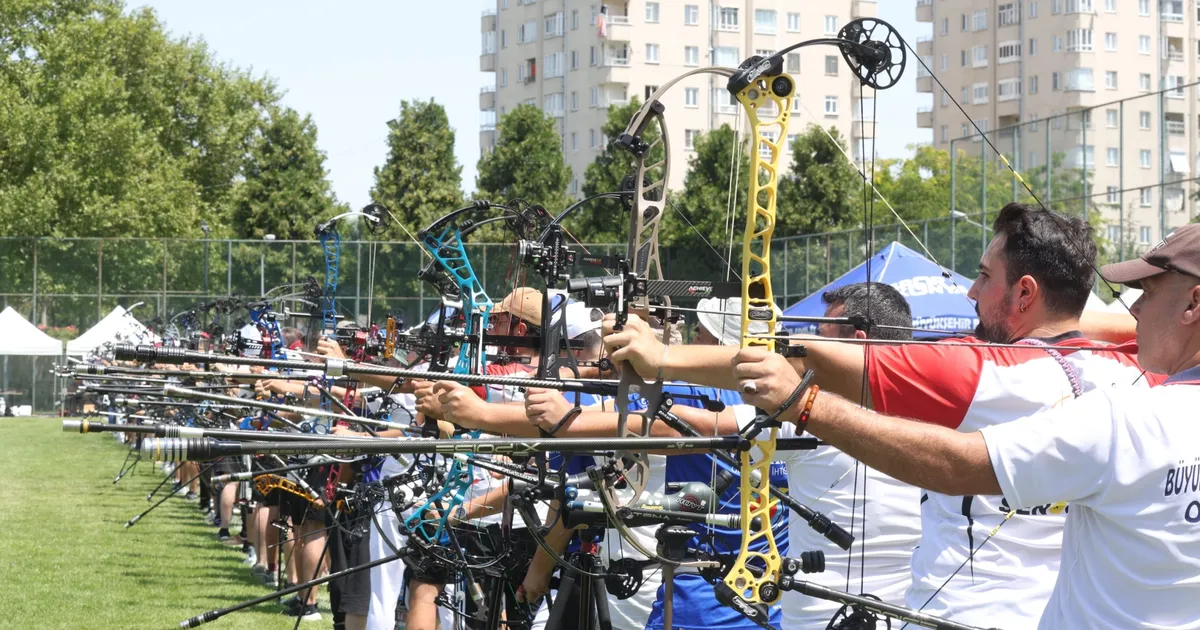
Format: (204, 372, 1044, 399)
(329, 513, 372, 617)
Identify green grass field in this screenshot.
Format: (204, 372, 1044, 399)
(0, 418, 330, 629)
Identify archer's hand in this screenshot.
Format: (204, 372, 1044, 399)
(413, 380, 443, 419)
(516, 563, 552, 604)
(254, 379, 275, 398)
(601, 313, 663, 380)
(524, 387, 572, 432)
(731, 348, 804, 421)
(316, 338, 346, 360)
(435, 382, 486, 427)
(330, 425, 367, 437)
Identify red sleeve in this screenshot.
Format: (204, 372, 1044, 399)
(866, 340, 984, 429)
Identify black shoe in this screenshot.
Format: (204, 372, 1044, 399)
(280, 596, 301, 610)
(283, 603, 320, 621)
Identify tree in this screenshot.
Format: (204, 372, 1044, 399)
(575, 97, 660, 243)
(370, 100, 464, 235)
(775, 125, 864, 235)
(476, 105, 571, 218)
(231, 106, 343, 240)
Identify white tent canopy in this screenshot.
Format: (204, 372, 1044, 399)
(0, 307, 63, 356)
(66, 305, 158, 356)
(1084, 291, 1109, 313)
(1106, 288, 1143, 313)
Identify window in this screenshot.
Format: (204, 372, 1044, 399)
(1105, 0, 1116, 12)
(645, 2, 659, 22)
(1104, 32, 1117, 51)
(998, 78, 1021, 100)
(685, 87, 699, 107)
(941, 91, 949, 107)
(961, 123, 970, 138)
(500, 68, 507, 87)
(1053, 35, 1063, 52)
(1138, 0, 1150, 15)
(825, 55, 839, 75)
(1106, 108, 1118, 127)
(1107, 147, 1119, 166)
(999, 3, 1019, 26)
(962, 14, 969, 31)
(973, 45, 989, 67)
(589, 129, 595, 148)
(1053, 0, 1062, 12)
(1029, 38, 1038, 56)
(1140, 188, 1153, 206)
(571, 9, 578, 29)
(1029, 1, 1039, 18)
(940, 125, 949, 143)
(1140, 111, 1152, 129)
(645, 43, 659, 64)
(589, 87, 598, 107)
(544, 52, 565, 78)
(973, 82, 990, 104)
(1066, 29, 1092, 52)
(543, 92, 564, 116)
(1138, 73, 1151, 91)
(719, 7, 739, 31)
(570, 50, 578, 70)
(1105, 70, 1117, 89)
(941, 17, 948, 35)
(1066, 68, 1094, 91)
(570, 91, 577, 111)
(1138, 226, 1153, 245)
(998, 41, 1021, 62)
(781, 12, 799, 32)
(786, 134, 797, 151)
(518, 57, 535, 83)
(970, 10, 985, 30)
(1028, 151, 1040, 168)
(1167, 75, 1186, 98)
(754, 9, 776, 33)
(684, 129, 700, 150)
(643, 85, 659, 100)
(791, 96, 801, 112)
(824, 15, 838, 34)
(545, 12, 564, 37)
(961, 50, 968, 66)
(940, 54, 947, 70)
(518, 20, 537, 43)
(684, 46, 699, 66)
(590, 46, 596, 66)
(1029, 75, 1039, 94)
(1052, 72, 1061, 91)
(1107, 186, 1120, 204)
(1138, 35, 1150, 54)
(685, 5, 699, 25)
(1140, 150, 1152, 168)
(713, 46, 740, 66)
(824, 95, 838, 115)
(1066, 0, 1093, 12)
(500, 29, 507, 48)
(1072, 145, 1095, 167)
(786, 53, 800, 73)
(961, 86, 971, 104)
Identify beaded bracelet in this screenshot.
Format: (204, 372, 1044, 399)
(797, 385, 820, 427)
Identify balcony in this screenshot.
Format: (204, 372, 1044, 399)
(1166, 120, 1186, 135)
(916, 35, 932, 56)
(481, 9, 496, 33)
(916, 106, 933, 128)
(852, 0, 877, 19)
(608, 14, 630, 25)
(480, 86, 495, 111)
(1161, 0, 1184, 22)
(603, 54, 630, 67)
(479, 129, 496, 154)
(480, 52, 495, 72)
(917, 75, 932, 93)
(916, 0, 933, 22)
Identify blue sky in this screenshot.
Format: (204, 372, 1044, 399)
(134, 1, 930, 211)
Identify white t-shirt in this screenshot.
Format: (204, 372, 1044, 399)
(774, 418, 922, 630)
(603, 453, 666, 630)
(981, 368, 1200, 629)
(867, 335, 1156, 627)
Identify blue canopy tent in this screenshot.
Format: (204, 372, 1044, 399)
(781, 242, 978, 337)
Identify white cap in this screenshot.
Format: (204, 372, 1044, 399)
(695, 297, 778, 346)
(564, 301, 603, 340)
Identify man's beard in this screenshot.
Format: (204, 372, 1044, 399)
(974, 297, 1014, 343)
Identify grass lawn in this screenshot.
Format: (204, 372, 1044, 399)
(0, 417, 330, 629)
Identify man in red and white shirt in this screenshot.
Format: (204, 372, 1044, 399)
(602, 203, 1157, 628)
(730, 221, 1200, 629)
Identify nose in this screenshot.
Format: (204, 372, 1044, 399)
(966, 282, 978, 302)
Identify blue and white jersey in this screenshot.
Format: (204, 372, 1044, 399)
(645, 384, 789, 630)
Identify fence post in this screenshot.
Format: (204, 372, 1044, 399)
(31, 240, 38, 322)
(1081, 109, 1088, 221)
(950, 140, 957, 271)
(162, 239, 168, 316)
(981, 138, 987, 255)
(97, 239, 104, 322)
(804, 236, 809, 296)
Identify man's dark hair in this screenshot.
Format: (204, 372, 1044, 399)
(822, 282, 912, 340)
(991, 202, 1096, 316)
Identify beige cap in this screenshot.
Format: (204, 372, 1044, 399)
(494, 287, 544, 327)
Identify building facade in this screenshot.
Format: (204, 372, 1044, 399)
(916, 0, 1198, 244)
(480, 0, 879, 197)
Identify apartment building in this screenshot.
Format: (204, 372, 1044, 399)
(916, 0, 1199, 243)
(480, 0, 879, 197)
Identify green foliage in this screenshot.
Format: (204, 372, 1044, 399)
(0, 0, 280, 238)
(370, 99, 464, 235)
(575, 98, 659, 243)
(776, 125, 864, 235)
(232, 106, 344, 240)
(476, 105, 571, 218)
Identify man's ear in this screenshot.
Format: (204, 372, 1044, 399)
(1018, 274, 1039, 304)
(1183, 284, 1200, 325)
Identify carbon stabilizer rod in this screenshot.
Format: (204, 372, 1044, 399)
(161, 385, 409, 432)
(63, 419, 403, 443)
(777, 578, 1002, 630)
